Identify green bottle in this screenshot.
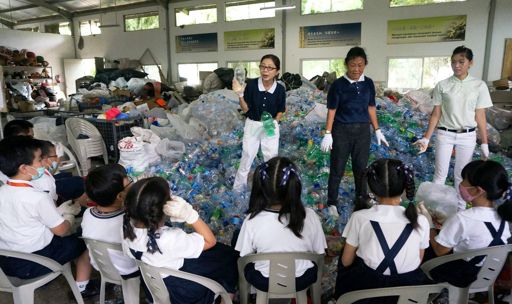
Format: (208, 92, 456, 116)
(261, 111, 275, 137)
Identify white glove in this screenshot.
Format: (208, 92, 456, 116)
(232, 79, 246, 97)
(375, 129, 389, 146)
(327, 205, 339, 219)
(480, 144, 489, 159)
(57, 200, 81, 216)
(163, 196, 199, 224)
(412, 137, 429, 154)
(320, 134, 333, 152)
(62, 213, 75, 227)
(416, 202, 434, 229)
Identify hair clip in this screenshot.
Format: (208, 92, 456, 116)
(280, 165, 299, 186)
(503, 184, 512, 201)
(260, 162, 270, 182)
(146, 231, 162, 254)
(398, 163, 414, 179)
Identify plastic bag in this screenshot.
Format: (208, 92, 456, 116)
(155, 138, 186, 161)
(118, 136, 160, 172)
(304, 102, 327, 122)
(415, 181, 458, 225)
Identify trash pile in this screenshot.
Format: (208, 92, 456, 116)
(122, 84, 512, 299)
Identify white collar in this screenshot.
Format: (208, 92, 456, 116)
(6, 179, 33, 187)
(258, 77, 277, 94)
(343, 74, 365, 84)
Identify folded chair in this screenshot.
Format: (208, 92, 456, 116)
(238, 252, 324, 304)
(82, 238, 140, 304)
(0, 249, 84, 304)
(136, 260, 232, 304)
(421, 244, 512, 304)
(336, 283, 455, 304)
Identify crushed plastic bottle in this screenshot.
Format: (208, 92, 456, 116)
(261, 111, 275, 137)
(234, 65, 245, 86)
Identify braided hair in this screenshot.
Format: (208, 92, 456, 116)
(248, 156, 306, 238)
(356, 158, 418, 228)
(123, 177, 171, 254)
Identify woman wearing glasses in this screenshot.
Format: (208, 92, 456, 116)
(321, 46, 389, 215)
(232, 54, 286, 192)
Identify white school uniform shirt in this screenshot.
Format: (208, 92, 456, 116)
(436, 207, 510, 253)
(0, 170, 7, 185)
(235, 207, 327, 278)
(31, 169, 58, 202)
(122, 225, 204, 271)
(343, 204, 430, 275)
(81, 207, 138, 275)
(432, 75, 492, 130)
(0, 179, 64, 252)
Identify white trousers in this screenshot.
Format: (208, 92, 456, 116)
(233, 118, 279, 191)
(432, 129, 476, 211)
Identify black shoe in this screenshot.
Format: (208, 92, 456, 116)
(80, 280, 100, 299)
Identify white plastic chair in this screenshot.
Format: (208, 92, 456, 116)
(335, 283, 453, 304)
(58, 144, 82, 177)
(65, 118, 108, 175)
(0, 249, 84, 304)
(237, 252, 324, 304)
(421, 244, 512, 304)
(136, 260, 232, 304)
(82, 238, 140, 304)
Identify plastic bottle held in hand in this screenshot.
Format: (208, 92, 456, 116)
(234, 65, 245, 86)
(261, 111, 275, 137)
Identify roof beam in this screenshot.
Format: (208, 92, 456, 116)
(0, 5, 37, 14)
(155, 0, 168, 8)
(14, 14, 65, 25)
(0, 17, 15, 28)
(22, 0, 72, 20)
(73, 1, 159, 17)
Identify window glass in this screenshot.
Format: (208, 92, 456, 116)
(142, 65, 162, 82)
(301, 0, 363, 15)
(18, 26, 39, 32)
(390, 0, 465, 7)
(178, 63, 218, 85)
(387, 57, 451, 91)
(301, 59, 346, 80)
(226, 0, 275, 21)
(80, 20, 101, 36)
(124, 12, 159, 32)
(227, 61, 260, 78)
(175, 5, 217, 26)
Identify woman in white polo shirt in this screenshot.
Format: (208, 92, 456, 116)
(414, 46, 492, 211)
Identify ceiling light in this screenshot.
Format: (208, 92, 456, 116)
(260, 4, 296, 10)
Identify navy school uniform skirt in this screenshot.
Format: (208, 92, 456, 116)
(334, 257, 429, 304)
(0, 234, 86, 279)
(163, 243, 239, 304)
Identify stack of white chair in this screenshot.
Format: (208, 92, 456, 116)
(65, 118, 108, 175)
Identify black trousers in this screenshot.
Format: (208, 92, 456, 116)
(327, 122, 371, 206)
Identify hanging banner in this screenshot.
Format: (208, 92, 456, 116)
(387, 15, 466, 45)
(299, 23, 361, 48)
(175, 33, 218, 53)
(224, 28, 275, 50)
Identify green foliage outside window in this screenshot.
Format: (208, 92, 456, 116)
(301, 0, 363, 15)
(390, 0, 465, 7)
(124, 12, 159, 32)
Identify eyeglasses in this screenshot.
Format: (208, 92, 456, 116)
(259, 65, 277, 71)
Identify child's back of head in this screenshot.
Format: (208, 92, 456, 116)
(249, 156, 306, 237)
(358, 158, 418, 227)
(0, 136, 42, 178)
(123, 177, 170, 253)
(3, 120, 34, 138)
(85, 164, 127, 207)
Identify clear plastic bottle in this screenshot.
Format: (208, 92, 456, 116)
(261, 111, 275, 137)
(234, 65, 245, 86)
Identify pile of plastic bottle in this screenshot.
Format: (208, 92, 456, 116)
(129, 85, 512, 299)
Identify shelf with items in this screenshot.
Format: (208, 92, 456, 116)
(2, 66, 52, 84)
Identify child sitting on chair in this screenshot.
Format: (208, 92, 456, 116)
(122, 177, 238, 303)
(82, 164, 139, 278)
(0, 136, 97, 298)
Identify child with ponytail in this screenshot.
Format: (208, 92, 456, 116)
(422, 160, 512, 287)
(122, 177, 238, 303)
(334, 158, 430, 300)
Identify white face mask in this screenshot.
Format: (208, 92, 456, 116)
(29, 166, 45, 180)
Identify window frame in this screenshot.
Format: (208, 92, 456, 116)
(177, 62, 219, 86)
(386, 56, 452, 92)
(175, 4, 218, 27)
(225, 0, 276, 22)
(301, 0, 364, 16)
(123, 11, 160, 32)
(226, 61, 261, 78)
(389, 0, 466, 8)
(79, 19, 101, 36)
(300, 58, 346, 81)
